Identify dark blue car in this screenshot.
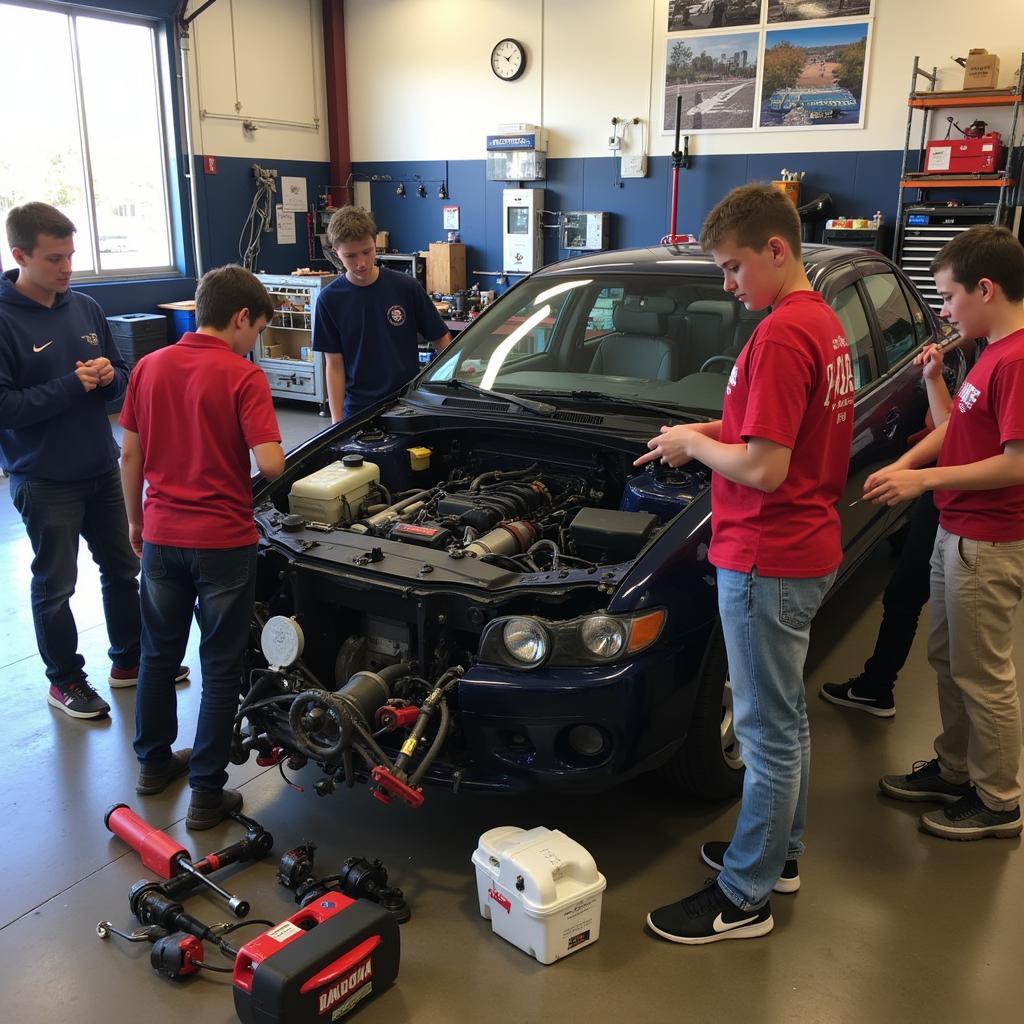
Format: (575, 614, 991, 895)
(238, 244, 966, 806)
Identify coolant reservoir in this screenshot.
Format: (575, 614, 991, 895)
(287, 454, 380, 525)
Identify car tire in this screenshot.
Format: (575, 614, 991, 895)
(660, 625, 744, 800)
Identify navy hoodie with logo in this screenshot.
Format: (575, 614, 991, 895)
(0, 269, 129, 480)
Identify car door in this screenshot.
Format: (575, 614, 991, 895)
(817, 263, 900, 555)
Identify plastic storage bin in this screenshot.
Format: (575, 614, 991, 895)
(287, 455, 380, 525)
(472, 826, 606, 965)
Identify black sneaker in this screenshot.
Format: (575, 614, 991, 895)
(186, 788, 243, 831)
(819, 678, 895, 718)
(136, 748, 192, 795)
(879, 758, 973, 803)
(921, 793, 1023, 841)
(700, 841, 800, 894)
(646, 880, 773, 945)
(47, 679, 110, 720)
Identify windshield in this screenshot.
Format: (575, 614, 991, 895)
(424, 272, 767, 414)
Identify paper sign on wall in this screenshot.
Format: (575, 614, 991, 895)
(281, 176, 308, 212)
(443, 205, 460, 230)
(276, 206, 296, 245)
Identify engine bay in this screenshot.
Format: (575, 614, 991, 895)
(238, 420, 707, 806)
(257, 424, 697, 575)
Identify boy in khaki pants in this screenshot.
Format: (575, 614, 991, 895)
(868, 225, 1024, 840)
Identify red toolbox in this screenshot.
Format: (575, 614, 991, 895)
(233, 894, 400, 1024)
(924, 133, 1004, 174)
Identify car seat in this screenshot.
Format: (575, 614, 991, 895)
(588, 295, 677, 379)
(682, 299, 738, 374)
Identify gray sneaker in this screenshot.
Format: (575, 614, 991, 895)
(879, 758, 973, 803)
(136, 748, 192, 795)
(186, 788, 243, 830)
(921, 793, 1022, 841)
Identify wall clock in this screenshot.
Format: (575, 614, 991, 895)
(491, 38, 526, 82)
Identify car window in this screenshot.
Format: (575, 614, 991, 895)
(585, 286, 624, 332)
(899, 278, 932, 345)
(830, 285, 877, 391)
(862, 272, 918, 366)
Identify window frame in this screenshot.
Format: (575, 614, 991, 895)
(0, 0, 178, 282)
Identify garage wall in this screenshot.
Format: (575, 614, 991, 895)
(343, 0, 1022, 288)
(345, 0, 1023, 159)
(70, 0, 1022, 314)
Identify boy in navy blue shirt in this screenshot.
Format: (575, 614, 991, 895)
(313, 206, 450, 422)
(0, 203, 188, 719)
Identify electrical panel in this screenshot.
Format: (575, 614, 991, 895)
(502, 189, 544, 274)
(560, 211, 610, 251)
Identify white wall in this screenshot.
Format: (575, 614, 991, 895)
(187, 0, 330, 161)
(344, 0, 1024, 161)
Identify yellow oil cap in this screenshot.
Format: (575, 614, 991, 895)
(407, 446, 432, 471)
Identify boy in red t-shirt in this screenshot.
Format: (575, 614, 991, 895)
(636, 183, 853, 944)
(120, 265, 285, 830)
(867, 226, 1024, 841)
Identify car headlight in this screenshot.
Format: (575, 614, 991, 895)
(502, 617, 549, 664)
(580, 615, 626, 658)
(481, 609, 666, 669)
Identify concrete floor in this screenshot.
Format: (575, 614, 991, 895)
(0, 402, 1021, 1023)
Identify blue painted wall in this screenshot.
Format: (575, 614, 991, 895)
(80, 147, 913, 324)
(357, 148, 907, 294)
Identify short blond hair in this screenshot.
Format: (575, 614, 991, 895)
(326, 206, 377, 248)
(700, 183, 801, 259)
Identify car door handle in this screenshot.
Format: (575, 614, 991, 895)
(882, 409, 901, 440)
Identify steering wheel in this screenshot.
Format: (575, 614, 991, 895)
(699, 355, 736, 374)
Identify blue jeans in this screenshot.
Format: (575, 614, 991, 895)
(134, 543, 257, 791)
(9, 469, 140, 686)
(716, 566, 835, 910)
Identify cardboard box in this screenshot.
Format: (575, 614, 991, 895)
(963, 49, 1000, 90)
(263, 343, 283, 359)
(375, 231, 389, 252)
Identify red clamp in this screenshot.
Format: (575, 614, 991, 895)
(374, 705, 419, 731)
(370, 766, 424, 808)
(256, 746, 287, 767)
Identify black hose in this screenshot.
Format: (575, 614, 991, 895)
(469, 463, 538, 492)
(408, 701, 450, 788)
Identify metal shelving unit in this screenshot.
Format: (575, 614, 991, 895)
(893, 54, 1024, 311)
(255, 273, 336, 413)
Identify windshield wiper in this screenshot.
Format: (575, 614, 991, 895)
(519, 389, 709, 422)
(419, 378, 556, 416)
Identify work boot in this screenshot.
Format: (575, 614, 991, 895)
(186, 788, 243, 831)
(136, 748, 192, 795)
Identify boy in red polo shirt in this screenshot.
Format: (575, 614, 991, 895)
(636, 183, 853, 944)
(120, 265, 285, 830)
(867, 226, 1024, 841)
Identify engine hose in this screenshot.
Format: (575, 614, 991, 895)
(390, 667, 462, 780)
(408, 701, 451, 788)
(469, 463, 539, 492)
(288, 690, 350, 760)
(527, 538, 561, 569)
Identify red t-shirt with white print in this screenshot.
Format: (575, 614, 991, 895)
(709, 291, 854, 578)
(934, 328, 1024, 541)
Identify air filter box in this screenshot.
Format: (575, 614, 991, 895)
(568, 507, 658, 563)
